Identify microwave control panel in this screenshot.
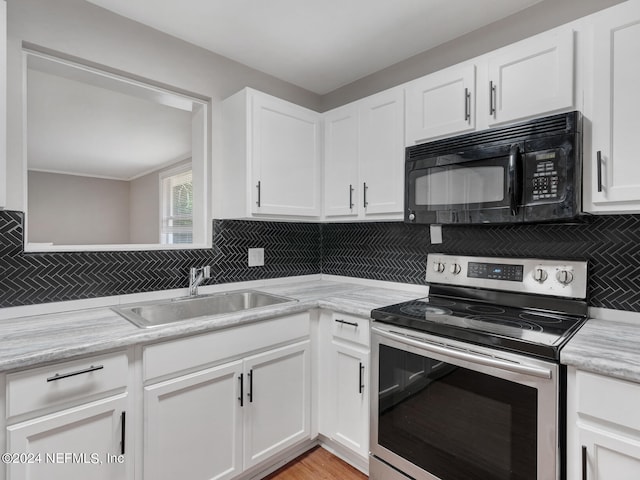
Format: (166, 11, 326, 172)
(525, 150, 564, 203)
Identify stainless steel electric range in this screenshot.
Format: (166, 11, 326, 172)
(369, 254, 588, 480)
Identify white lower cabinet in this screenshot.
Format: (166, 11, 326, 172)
(579, 427, 640, 480)
(3, 351, 132, 480)
(318, 312, 370, 471)
(144, 361, 243, 480)
(7, 395, 129, 480)
(243, 341, 311, 469)
(567, 367, 640, 480)
(330, 341, 369, 458)
(142, 314, 312, 480)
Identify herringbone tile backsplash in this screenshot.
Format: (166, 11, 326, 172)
(2, 210, 640, 313)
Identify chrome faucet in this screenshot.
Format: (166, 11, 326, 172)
(189, 266, 211, 296)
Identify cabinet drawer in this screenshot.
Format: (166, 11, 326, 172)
(331, 313, 369, 347)
(577, 370, 640, 431)
(143, 312, 310, 382)
(6, 351, 128, 419)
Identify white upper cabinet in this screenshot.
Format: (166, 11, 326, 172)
(221, 88, 321, 219)
(323, 104, 359, 217)
(358, 88, 405, 217)
(588, 0, 640, 211)
(486, 28, 574, 126)
(0, 0, 6, 209)
(405, 63, 476, 144)
(322, 87, 404, 220)
(404, 27, 574, 145)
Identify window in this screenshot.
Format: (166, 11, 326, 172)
(160, 165, 193, 244)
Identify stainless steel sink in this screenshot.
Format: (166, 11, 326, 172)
(111, 290, 297, 328)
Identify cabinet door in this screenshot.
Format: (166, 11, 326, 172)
(330, 341, 369, 458)
(0, 0, 6, 208)
(487, 28, 574, 126)
(405, 63, 475, 145)
(243, 340, 311, 469)
(579, 426, 640, 480)
(251, 94, 321, 217)
(359, 88, 404, 216)
(144, 361, 243, 480)
(323, 104, 359, 217)
(7, 394, 129, 480)
(590, 3, 640, 207)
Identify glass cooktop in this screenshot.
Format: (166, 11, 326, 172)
(371, 295, 587, 361)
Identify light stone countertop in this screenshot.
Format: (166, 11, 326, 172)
(561, 316, 640, 384)
(0, 280, 422, 373)
(3, 277, 640, 385)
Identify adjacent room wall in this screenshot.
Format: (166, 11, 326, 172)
(27, 171, 130, 245)
(128, 170, 159, 245)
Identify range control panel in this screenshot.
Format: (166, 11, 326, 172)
(468, 262, 524, 282)
(426, 254, 587, 299)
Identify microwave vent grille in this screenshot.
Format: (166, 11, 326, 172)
(408, 111, 578, 160)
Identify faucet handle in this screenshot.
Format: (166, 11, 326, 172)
(203, 266, 211, 278)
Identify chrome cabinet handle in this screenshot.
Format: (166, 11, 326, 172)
(256, 181, 261, 207)
(489, 81, 496, 116)
(349, 184, 354, 210)
(335, 318, 358, 328)
(582, 445, 587, 480)
(363, 182, 369, 208)
(596, 151, 603, 193)
(46, 364, 104, 382)
(464, 87, 471, 122)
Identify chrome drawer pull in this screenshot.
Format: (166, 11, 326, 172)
(46, 364, 104, 382)
(335, 318, 358, 328)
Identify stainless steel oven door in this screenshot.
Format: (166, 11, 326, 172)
(370, 324, 560, 480)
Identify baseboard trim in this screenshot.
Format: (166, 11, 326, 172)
(241, 438, 320, 480)
(318, 434, 369, 475)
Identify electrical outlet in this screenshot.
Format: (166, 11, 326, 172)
(430, 224, 443, 244)
(248, 248, 264, 267)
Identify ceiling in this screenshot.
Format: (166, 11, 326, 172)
(27, 57, 193, 180)
(86, 0, 544, 95)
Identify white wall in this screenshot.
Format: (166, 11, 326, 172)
(320, 0, 625, 110)
(6, 0, 321, 216)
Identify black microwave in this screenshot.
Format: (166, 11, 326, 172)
(405, 111, 582, 224)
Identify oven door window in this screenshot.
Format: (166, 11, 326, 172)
(410, 158, 508, 210)
(378, 344, 537, 480)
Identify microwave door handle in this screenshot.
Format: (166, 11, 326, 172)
(508, 144, 522, 216)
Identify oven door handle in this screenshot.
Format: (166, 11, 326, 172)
(372, 327, 552, 379)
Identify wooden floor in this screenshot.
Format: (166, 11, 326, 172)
(263, 447, 368, 480)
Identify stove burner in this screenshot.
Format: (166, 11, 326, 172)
(423, 297, 457, 307)
(464, 315, 544, 332)
(465, 304, 506, 315)
(519, 312, 563, 324)
(399, 304, 452, 317)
